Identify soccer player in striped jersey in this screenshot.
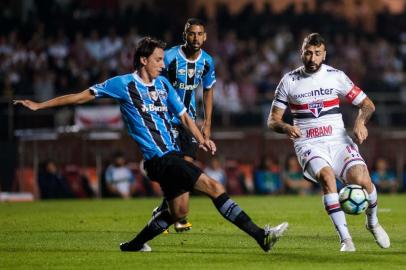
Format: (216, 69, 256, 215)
(14, 37, 288, 253)
(268, 33, 390, 252)
(152, 18, 216, 232)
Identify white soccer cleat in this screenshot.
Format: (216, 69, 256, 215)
(366, 223, 390, 248)
(340, 238, 356, 252)
(139, 243, 152, 252)
(259, 222, 289, 253)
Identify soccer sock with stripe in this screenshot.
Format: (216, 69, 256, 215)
(366, 184, 378, 227)
(212, 193, 263, 241)
(323, 193, 351, 241)
(127, 210, 174, 248)
(156, 198, 169, 213)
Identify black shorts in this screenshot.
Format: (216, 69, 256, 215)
(143, 152, 203, 200)
(173, 125, 198, 160)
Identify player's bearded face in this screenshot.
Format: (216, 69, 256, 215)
(185, 25, 206, 51)
(144, 48, 165, 79)
(301, 44, 326, 73)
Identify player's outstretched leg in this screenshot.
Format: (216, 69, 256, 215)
(212, 193, 288, 252)
(365, 184, 390, 248)
(120, 209, 174, 252)
(195, 174, 288, 252)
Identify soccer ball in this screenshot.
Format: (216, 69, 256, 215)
(338, 184, 369, 215)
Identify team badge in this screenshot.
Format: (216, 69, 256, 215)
(178, 69, 186, 75)
(308, 101, 323, 117)
(187, 69, 195, 78)
(149, 90, 159, 101)
(157, 90, 167, 99)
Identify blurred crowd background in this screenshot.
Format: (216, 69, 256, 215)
(1, 0, 406, 199)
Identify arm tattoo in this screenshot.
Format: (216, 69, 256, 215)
(268, 106, 288, 134)
(357, 99, 375, 124)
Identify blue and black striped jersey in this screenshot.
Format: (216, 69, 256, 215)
(164, 45, 216, 124)
(90, 72, 186, 160)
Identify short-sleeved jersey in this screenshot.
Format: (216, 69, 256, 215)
(90, 73, 186, 160)
(163, 45, 216, 124)
(272, 64, 367, 144)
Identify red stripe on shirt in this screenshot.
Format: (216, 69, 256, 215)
(345, 85, 362, 103)
(289, 98, 340, 110)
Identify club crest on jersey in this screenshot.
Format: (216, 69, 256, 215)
(149, 90, 159, 101)
(178, 69, 186, 75)
(308, 101, 323, 117)
(187, 69, 195, 78)
(157, 90, 167, 99)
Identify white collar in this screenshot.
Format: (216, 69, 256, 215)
(133, 71, 155, 86)
(178, 46, 202, 63)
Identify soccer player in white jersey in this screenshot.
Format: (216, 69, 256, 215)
(268, 33, 390, 252)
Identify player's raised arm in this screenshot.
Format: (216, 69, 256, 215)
(353, 96, 375, 144)
(267, 104, 301, 139)
(179, 112, 216, 155)
(13, 89, 95, 111)
(201, 87, 213, 139)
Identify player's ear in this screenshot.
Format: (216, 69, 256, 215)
(140, 56, 148, 66)
(203, 32, 207, 42)
(323, 51, 326, 61)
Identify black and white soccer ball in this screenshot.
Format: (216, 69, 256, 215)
(339, 184, 369, 215)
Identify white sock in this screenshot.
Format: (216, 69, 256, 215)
(323, 193, 351, 241)
(366, 184, 379, 227)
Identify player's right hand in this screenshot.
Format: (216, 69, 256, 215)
(199, 139, 216, 155)
(13, 100, 41, 111)
(284, 125, 301, 140)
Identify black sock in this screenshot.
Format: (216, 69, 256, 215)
(212, 193, 263, 241)
(156, 198, 169, 212)
(127, 210, 174, 247)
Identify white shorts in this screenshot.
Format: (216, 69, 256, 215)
(294, 137, 366, 183)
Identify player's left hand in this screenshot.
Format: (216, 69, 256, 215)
(199, 139, 216, 155)
(353, 123, 368, 144)
(13, 99, 41, 111)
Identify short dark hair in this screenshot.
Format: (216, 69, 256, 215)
(184, 18, 205, 32)
(133, 37, 166, 70)
(302, 33, 326, 50)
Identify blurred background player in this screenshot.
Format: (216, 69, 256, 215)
(37, 159, 74, 199)
(152, 18, 216, 232)
(370, 157, 399, 193)
(104, 152, 136, 199)
(268, 33, 390, 252)
(282, 155, 313, 195)
(14, 36, 288, 253)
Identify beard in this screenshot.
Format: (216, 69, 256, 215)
(304, 61, 322, 73)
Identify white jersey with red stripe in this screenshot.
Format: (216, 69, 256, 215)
(272, 64, 367, 144)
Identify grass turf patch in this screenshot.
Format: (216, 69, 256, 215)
(1, 195, 405, 270)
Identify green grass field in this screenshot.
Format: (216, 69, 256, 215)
(1, 195, 405, 270)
